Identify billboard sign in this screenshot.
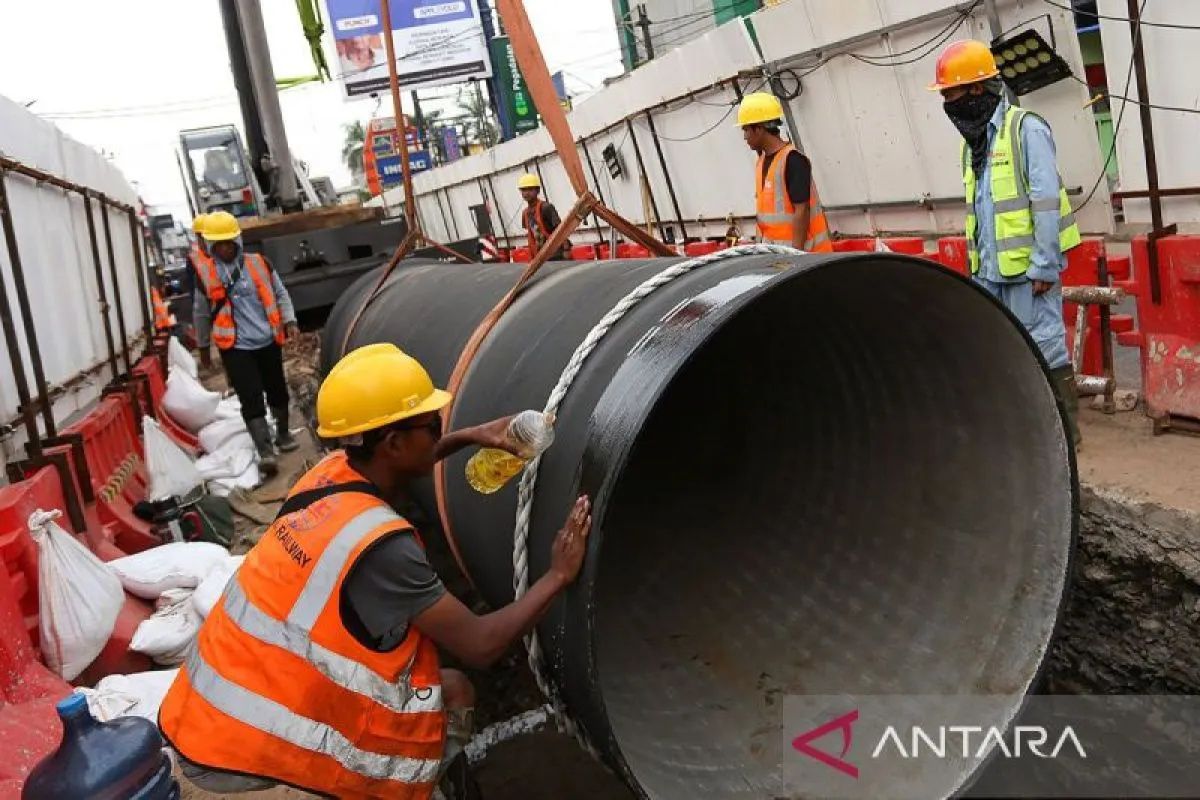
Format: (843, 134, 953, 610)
(326, 0, 492, 99)
(364, 117, 428, 195)
(490, 35, 538, 136)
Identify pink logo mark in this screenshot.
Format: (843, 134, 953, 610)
(792, 709, 860, 779)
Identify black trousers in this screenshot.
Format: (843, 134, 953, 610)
(219, 344, 288, 423)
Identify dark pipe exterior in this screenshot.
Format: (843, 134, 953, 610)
(322, 253, 1078, 798)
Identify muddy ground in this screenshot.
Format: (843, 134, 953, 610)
(179, 340, 1199, 800)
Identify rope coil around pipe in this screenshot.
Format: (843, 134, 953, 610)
(511, 243, 802, 751)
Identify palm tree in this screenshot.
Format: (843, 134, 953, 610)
(341, 121, 366, 179)
(457, 88, 498, 148)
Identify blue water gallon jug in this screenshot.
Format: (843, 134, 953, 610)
(22, 693, 180, 800)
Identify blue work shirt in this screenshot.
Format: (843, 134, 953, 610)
(192, 240, 296, 351)
(972, 100, 1065, 284)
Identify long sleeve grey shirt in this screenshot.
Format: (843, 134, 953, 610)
(193, 241, 296, 351)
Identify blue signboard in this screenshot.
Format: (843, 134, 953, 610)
(377, 150, 433, 186)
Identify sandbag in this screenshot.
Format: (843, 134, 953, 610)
(213, 396, 243, 421)
(106, 541, 230, 599)
(29, 509, 125, 680)
(209, 461, 261, 497)
(76, 669, 180, 722)
(167, 337, 198, 379)
(198, 416, 250, 454)
(162, 369, 220, 432)
(192, 555, 245, 618)
(195, 437, 255, 481)
(129, 589, 200, 666)
(143, 417, 203, 502)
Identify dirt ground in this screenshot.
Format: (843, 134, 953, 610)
(176, 336, 1198, 800)
(1075, 405, 1200, 515)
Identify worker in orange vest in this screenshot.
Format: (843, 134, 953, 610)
(160, 343, 592, 799)
(519, 173, 570, 260)
(150, 283, 174, 332)
(192, 211, 299, 475)
(737, 92, 833, 252)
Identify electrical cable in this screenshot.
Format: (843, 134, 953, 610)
(1073, 0, 1149, 213)
(1040, 0, 1200, 30)
(1068, 74, 1200, 115)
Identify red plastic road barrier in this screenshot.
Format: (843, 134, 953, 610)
(936, 237, 969, 275)
(1118, 236, 1200, 423)
(134, 356, 199, 452)
(571, 244, 598, 260)
(684, 241, 723, 257)
(832, 238, 875, 252)
(881, 237, 925, 255)
(511, 247, 531, 263)
(62, 397, 158, 554)
(0, 467, 152, 688)
(616, 243, 652, 259)
(0, 566, 70, 796)
(1060, 239, 1108, 376)
(595, 244, 612, 260)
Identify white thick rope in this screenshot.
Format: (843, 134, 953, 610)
(510, 243, 802, 751)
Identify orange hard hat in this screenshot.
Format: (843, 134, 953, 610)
(928, 40, 999, 91)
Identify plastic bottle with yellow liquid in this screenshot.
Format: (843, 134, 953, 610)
(465, 410, 556, 494)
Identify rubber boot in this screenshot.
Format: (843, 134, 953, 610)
(247, 417, 278, 476)
(1049, 365, 1082, 447)
(273, 406, 299, 452)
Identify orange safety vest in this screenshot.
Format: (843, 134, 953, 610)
(160, 451, 446, 799)
(151, 287, 174, 331)
(523, 200, 552, 254)
(755, 144, 833, 252)
(193, 252, 285, 350)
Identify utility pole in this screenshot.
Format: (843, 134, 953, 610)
(636, 4, 654, 64)
(234, 0, 300, 212)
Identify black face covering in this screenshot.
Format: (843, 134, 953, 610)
(944, 91, 1002, 176)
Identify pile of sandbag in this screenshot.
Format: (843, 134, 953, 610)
(76, 669, 180, 722)
(107, 542, 244, 666)
(161, 334, 261, 495)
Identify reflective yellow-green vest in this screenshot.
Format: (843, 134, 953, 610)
(963, 106, 1081, 277)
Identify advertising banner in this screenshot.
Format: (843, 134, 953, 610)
(490, 35, 538, 136)
(326, 0, 492, 99)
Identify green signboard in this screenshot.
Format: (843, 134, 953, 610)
(491, 35, 538, 135)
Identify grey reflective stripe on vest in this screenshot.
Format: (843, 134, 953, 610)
(1030, 197, 1061, 212)
(222, 578, 442, 715)
(996, 234, 1036, 251)
(244, 255, 280, 319)
(184, 648, 441, 784)
(804, 229, 831, 249)
(1060, 212, 1078, 231)
(289, 505, 399, 629)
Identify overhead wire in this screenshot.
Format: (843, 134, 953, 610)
(1073, 0, 1149, 213)
(1039, 0, 1200, 30)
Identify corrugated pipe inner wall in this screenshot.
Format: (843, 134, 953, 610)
(322, 252, 1077, 798)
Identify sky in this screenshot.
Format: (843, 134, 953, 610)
(0, 0, 624, 225)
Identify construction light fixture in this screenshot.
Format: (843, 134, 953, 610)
(602, 143, 625, 180)
(991, 29, 1072, 96)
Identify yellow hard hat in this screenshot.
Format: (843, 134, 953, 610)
(736, 92, 784, 127)
(517, 173, 541, 190)
(191, 213, 210, 234)
(202, 210, 241, 242)
(316, 343, 452, 439)
(928, 40, 1000, 91)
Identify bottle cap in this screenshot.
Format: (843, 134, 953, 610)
(56, 693, 89, 717)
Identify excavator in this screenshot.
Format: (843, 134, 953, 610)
(177, 0, 407, 316)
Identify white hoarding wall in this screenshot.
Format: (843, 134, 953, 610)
(1097, 0, 1200, 231)
(327, 0, 492, 99)
(392, 0, 1118, 246)
(0, 95, 145, 467)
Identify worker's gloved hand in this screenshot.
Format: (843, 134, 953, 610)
(550, 495, 592, 585)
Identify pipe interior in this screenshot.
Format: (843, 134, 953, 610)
(593, 260, 1074, 798)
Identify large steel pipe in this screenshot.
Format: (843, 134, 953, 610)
(322, 253, 1077, 799)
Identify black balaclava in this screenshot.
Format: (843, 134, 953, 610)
(944, 80, 1003, 177)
